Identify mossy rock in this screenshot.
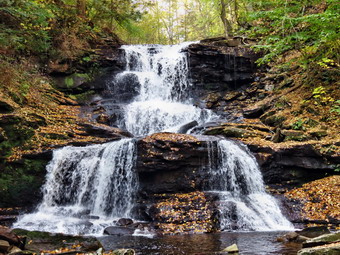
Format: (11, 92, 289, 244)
(112, 249, 136, 255)
(298, 243, 340, 255)
(309, 130, 327, 139)
(0, 159, 48, 207)
(12, 229, 101, 253)
(262, 114, 286, 127)
(205, 127, 258, 138)
(281, 130, 311, 141)
(0, 115, 23, 126)
(303, 232, 340, 248)
(0, 100, 16, 113)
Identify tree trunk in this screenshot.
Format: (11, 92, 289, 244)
(220, 0, 233, 38)
(77, 0, 86, 18)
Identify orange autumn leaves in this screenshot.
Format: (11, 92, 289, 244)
(285, 175, 340, 222)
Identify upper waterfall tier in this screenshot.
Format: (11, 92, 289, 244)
(109, 42, 216, 137)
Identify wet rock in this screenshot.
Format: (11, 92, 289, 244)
(303, 232, 340, 248)
(53, 73, 92, 93)
(243, 103, 270, 118)
(298, 242, 340, 255)
(103, 226, 135, 236)
(277, 232, 310, 243)
(222, 243, 239, 253)
(177, 120, 198, 134)
(187, 42, 258, 94)
(137, 133, 216, 193)
(96, 113, 110, 125)
(112, 249, 135, 255)
(148, 192, 218, 235)
(282, 130, 311, 142)
(81, 240, 102, 251)
(223, 91, 241, 102)
(79, 123, 133, 139)
(0, 99, 16, 113)
(204, 123, 270, 139)
(11, 229, 100, 253)
(0, 240, 10, 253)
(7, 246, 22, 254)
(116, 218, 133, 226)
(297, 226, 330, 238)
(0, 227, 23, 249)
(246, 143, 335, 186)
(110, 73, 140, 103)
(261, 114, 286, 127)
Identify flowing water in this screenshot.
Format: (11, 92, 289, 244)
(14, 139, 137, 235)
(114, 43, 215, 136)
(207, 140, 293, 231)
(15, 42, 293, 248)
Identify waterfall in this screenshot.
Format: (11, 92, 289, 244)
(111, 43, 215, 136)
(207, 139, 293, 231)
(15, 42, 293, 236)
(14, 139, 137, 235)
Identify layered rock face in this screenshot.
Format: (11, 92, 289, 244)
(136, 133, 216, 194)
(187, 41, 258, 94)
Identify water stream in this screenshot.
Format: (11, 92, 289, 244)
(14, 139, 137, 235)
(15, 42, 293, 242)
(207, 140, 293, 231)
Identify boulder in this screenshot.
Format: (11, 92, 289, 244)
(243, 104, 269, 118)
(0, 99, 16, 113)
(0, 227, 22, 248)
(297, 226, 330, 238)
(187, 42, 258, 94)
(7, 246, 22, 254)
(177, 121, 198, 134)
(137, 133, 217, 193)
(222, 243, 239, 253)
(110, 72, 140, 103)
(96, 114, 110, 125)
(0, 240, 10, 253)
(298, 242, 340, 255)
(116, 218, 133, 226)
(303, 232, 340, 248)
(112, 249, 135, 255)
(79, 123, 133, 139)
(103, 226, 135, 236)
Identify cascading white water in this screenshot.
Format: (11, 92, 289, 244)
(14, 139, 137, 235)
(207, 139, 294, 231)
(15, 42, 293, 237)
(113, 43, 215, 136)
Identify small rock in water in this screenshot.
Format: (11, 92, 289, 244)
(0, 240, 10, 252)
(112, 248, 135, 255)
(297, 226, 330, 238)
(116, 218, 133, 226)
(222, 243, 239, 253)
(8, 245, 22, 254)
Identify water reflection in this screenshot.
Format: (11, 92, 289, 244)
(98, 231, 301, 255)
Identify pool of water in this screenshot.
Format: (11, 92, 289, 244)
(98, 231, 302, 255)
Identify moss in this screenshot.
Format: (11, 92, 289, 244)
(0, 159, 48, 207)
(65, 76, 74, 87)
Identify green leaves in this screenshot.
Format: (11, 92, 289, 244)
(242, 0, 340, 65)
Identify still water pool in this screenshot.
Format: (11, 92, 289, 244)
(98, 231, 301, 255)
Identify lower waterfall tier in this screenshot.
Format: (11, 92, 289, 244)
(14, 134, 293, 235)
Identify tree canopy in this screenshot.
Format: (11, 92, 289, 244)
(0, 0, 339, 66)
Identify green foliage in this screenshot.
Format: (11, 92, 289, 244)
(241, 0, 339, 65)
(0, 0, 146, 57)
(312, 86, 334, 104)
(330, 100, 340, 115)
(292, 119, 304, 130)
